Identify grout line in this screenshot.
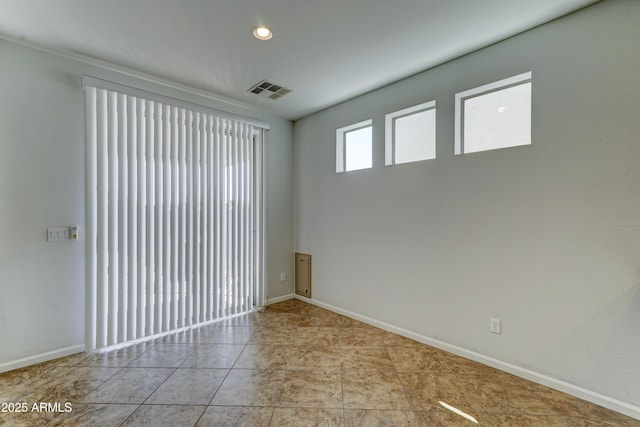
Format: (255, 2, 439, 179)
(118, 404, 143, 427)
(338, 326, 346, 425)
(138, 366, 180, 407)
(205, 324, 256, 405)
(389, 342, 421, 423)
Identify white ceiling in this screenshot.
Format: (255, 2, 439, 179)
(0, 0, 600, 121)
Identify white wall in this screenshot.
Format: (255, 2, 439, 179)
(294, 0, 640, 411)
(0, 39, 294, 369)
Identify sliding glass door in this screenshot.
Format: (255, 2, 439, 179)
(84, 78, 266, 350)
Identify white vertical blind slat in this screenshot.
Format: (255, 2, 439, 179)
(178, 108, 187, 328)
(145, 100, 155, 335)
(239, 123, 246, 312)
(242, 125, 250, 311)
(85, 87, 98, 350)
(221, 120, 231, 316)
(254, 133, 264, 308)
(194, 113, 201, 323)
(127, 96, 138, 340)
(233, 121, 240, 313)
(107, 91, 118, 346)
(214, 118, 222, 319)
(163, 104, 172, 332)
(117, 94, 128, 344)
(96, 89, 108, 349)
(206, 116, 215, 321)
(186, 111, 194, 325)
(200, 114, 208, 322)
(170, 106, 179, 330)
(136, 98, 147, 338)
(249, 131, 256, 309)
(154, 101, 163, 334)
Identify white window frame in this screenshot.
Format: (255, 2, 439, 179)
(336, 119, 373, 173)
(454, 71, 532, 155)
(385, 100, 436, 166)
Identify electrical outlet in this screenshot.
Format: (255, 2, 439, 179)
(280, 272, 286, 282)
(490, 318, 501, 334)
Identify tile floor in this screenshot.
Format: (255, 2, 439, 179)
(1, 298, 638, 426)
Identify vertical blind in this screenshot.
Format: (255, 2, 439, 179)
(84, 79, 266, 350)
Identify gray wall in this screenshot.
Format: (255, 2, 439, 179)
(294, 0, 640, 407)
(0, 39, 294, 367)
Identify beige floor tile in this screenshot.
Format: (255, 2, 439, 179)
(381, 332, 426, 348)
(416, 411, 604, 427)
(447, 355, 503, 375)
(344, 409, 419, 427)
(278, 370, 342, 408)
(196, 406, 274, 427)
(340, 347, 393, 372)
(161, 328, 212, 344)
(127, 344, 194, 368)
(534, 386, 631, 419)
(47, 403, 139, 427)
(0, 365, 61, 401)
(121, 404, 205, 427)
(397, 372, 442, 411)
(297, 312, 340, 327)
(565, 415, 640, 427)
(295, 326, 339, 346)
(257, 312, 302, 328)
(199, 321, 260, 332)
(145, 368, 228, 405)
(211, 369, 285, 406)
(288, 346, 341, 371)
(202, 326, 256, 344)
(180, 343, 244, 368)
(336, 316, 377, 329)
(263, 299, 304, 312)
(342, 370, 410, 410)
(413, 410, 485, 427)
(388, 345, 459, 373)
(339, 328, 387, 347)
(0, 365, 56, 402)
(0, 408, 57, 427)
(74, 344, 155, 367)
(271, 408, 344, 427)
(214, 313, 262, 327)
(79, 367, 174, 404)
(42, 351, 93, 367)
(249, 327, 297, 345)
(234, 344, 291, 369)
(476, 413, 577, 427)
(20, 366, 121, 403)
(434, 373, 553, 415)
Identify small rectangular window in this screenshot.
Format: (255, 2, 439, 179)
(336, 119, 372, 173)
(455, 72, 532, 155)
(385, 100, 436, 165)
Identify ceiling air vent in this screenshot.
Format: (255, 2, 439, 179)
(247, 80, 292, 100)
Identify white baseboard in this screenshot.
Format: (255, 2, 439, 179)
(0, 345, 85, 374)
(294, 295, 640, 420)
(267, 293, 295, 305)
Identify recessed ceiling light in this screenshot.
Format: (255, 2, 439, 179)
(252, 26, 273, 41)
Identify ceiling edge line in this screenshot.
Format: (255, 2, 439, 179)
(0, 32, 268, 115)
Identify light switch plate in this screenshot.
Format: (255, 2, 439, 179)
(47, 227, 71, 241)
